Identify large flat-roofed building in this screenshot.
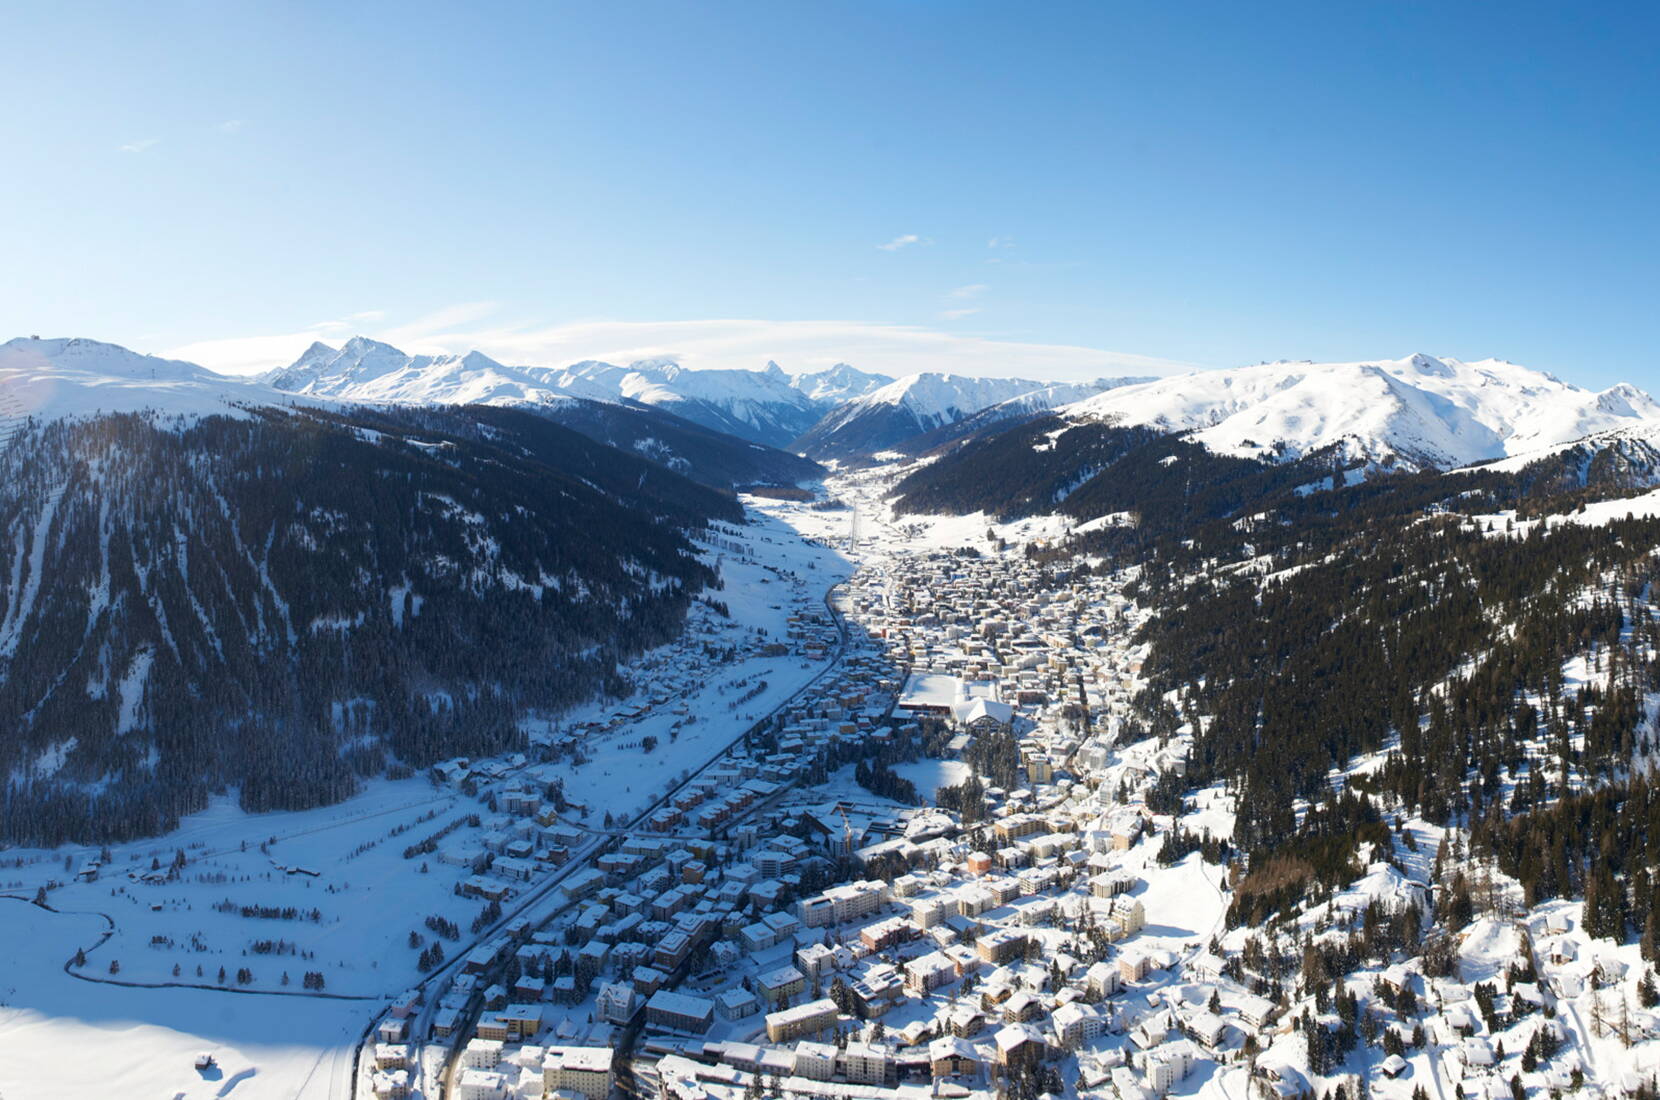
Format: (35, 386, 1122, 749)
(542, 1046, 614, 1099)
(765, 997, 839, 1043)
(797, 880, 889, 928)
(645, 989, 715, 1034)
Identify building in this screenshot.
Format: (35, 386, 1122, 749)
(840, 1041, 893, 1086)
(463, 1038, 503, 1070)
(793, 1041, 837, 1081)
(995, 1024, 1048, 1070)
(859, 916, 915, 953)
(1053, 1002, 1106, 1048)
(645, 990, 715, 1035)
(757, 965, 807, 1008)
(798, 880, 889, 928)
(1143, 1040, 1195, 1096)
(455, 1068, 508, 1100)
(719, 987, 762, 1020)
(929, 1036, 982, 1079)
(1111, 895, 1146, 935)
(477, 1004, 542, 1043)
(542, 1046, 614, 1100)
(977, 928, 1027, 965)
(596, 982, 636, 1025)
(765, 997, 839, 1043)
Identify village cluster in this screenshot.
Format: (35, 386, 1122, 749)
(357, 485, 1267, 1100)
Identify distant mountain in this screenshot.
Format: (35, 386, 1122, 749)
(264, 341, 880, 450)
(795, 373, 1147, 460)
(264, 337, 567, 408)
(781, 361, 892, 405)
(544, 359, 826, 448)
(1066, 354, 1660, 472)
(892, 378, 1155, 458)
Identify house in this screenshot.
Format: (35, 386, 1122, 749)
(1186, 1009, 1228, 1052)
(1236, 994, 1276, 1029)
(995, 1024, 1048, 1069)
(946, 1007, 986, 1038)
(1085, 960, 1122, 997)
(371, 1069, 411, 1099)
(929, 1036, 983, 1079)
(1002, 991, 1042, 1023)
(596, 982, 636, 1025)
(1053, 1001, 1106, 1047)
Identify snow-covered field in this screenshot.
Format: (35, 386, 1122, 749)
(0, 899, 366, 1100)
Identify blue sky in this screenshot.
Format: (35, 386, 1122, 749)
(2, 1, 1655, 387)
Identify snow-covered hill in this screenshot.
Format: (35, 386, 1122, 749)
(1065, 354, 1660, 471)
(0, 336, 304, 423)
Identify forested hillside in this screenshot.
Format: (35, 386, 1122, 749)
(479, 398, 824, 492)
(0, 404, 735, 844)
(1098, 446, 1660, 930)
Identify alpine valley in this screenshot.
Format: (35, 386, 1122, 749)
(8, 336, 1660, 1100)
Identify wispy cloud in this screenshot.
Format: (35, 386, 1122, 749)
(947, 284, 988, 300)
(119, 138, 160, 154)
(876, 234, 926, 252)
(378, 302, 501, 345)
(987, 236, 1015, 249)
(215, 119, 245, 134)
(939, 308, 981, 321)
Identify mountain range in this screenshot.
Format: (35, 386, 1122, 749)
(1064, 353, 1659, 472)
(262, 337, 895, 450)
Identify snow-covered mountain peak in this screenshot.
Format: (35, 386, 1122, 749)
(857, 372, 1044, 420)
(1066, 354, 1660, 471)
(784, 361, 894, 405)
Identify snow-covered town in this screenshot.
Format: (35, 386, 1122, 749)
(6, 457, 1655, 1100)
(10, 10, 1660, 1100)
